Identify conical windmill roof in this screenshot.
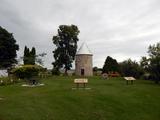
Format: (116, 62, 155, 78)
(76, 42, 92, 55)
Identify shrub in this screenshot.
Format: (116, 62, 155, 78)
(119, 59, 144, 78)
(0, 76, 20, 86)
(51, 68, 60, 75)
(12, 65, 43, 81)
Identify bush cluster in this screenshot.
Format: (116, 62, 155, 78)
(0, 77, 20, 86)
(12, 65, 43, 79)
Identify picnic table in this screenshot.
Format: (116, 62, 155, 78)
(74, 78, 88, 89)
(124, 77, 136, 85)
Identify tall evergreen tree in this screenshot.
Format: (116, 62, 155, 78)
(102, 56, 119, 73)
(0, 26, 19, 68)
(23, 46, 36, 65)
(23, 46, 30, 65)
(30, 47, 36, 65)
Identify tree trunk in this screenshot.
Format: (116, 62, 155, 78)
(65, 69, 68, 76)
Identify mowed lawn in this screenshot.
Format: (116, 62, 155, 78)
(0, 76, 160, 120)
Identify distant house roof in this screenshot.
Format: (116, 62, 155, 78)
(76, 42, 92, 55)
(0, 70, 8, 77)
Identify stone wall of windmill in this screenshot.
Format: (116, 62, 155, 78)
(75, 43, 93, 76)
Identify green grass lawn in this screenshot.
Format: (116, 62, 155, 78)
(0, 76, 160, 120)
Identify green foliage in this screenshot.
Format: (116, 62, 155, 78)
(93, 66, 98, 72)
(23, 46, 29, 64)
(147, 42, 160, 83)
(119, 59, 144, 78)
(0, 76, 19, 86)
(0, 26, 19, 68)
(148, 42, 160, 58)
(52, 24, 80, 74)
(140, 42, 160, 83)
(51, 68, 60, 75)
(12, 65, 42, 79)
(23, 46, 36, 65)
(102, 56, 119, 73)
(140, 56, 149, 71)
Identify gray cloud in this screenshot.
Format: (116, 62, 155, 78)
(0, 0, 160, 68)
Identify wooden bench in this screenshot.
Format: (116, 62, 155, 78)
(124, 77, 136, 85)
(74, 78, 88, 89)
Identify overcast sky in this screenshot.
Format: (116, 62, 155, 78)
(0, 0, 160, 69)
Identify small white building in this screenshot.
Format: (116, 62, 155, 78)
(75, 43, 93, 76)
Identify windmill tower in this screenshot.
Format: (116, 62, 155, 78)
(75, 43, 93, 76)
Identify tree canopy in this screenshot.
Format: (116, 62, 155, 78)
(102, 56, 119, 73)
(0, 26, 19, 68)
(119, 59, 143, 78)
(52, 24, 80, 74)
(140, 42, 160, 83)
(23, 46, 36, 65)
(148, 42, 160, 83)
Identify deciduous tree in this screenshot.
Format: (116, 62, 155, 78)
(52, 25, 79, 75)
(119, 59, 143, 78)
(0, 26, 19, 68)
(148, 42, 160, 83)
